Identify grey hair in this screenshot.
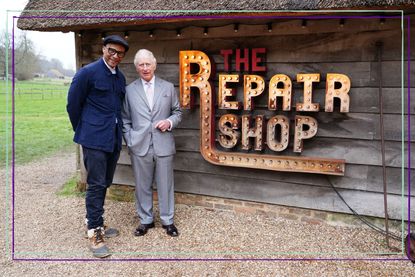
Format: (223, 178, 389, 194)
(133, 49, 157, 67)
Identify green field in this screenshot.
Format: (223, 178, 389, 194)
(1, 78, 74, 167)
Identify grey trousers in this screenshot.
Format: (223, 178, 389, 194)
(130, 146, 175, 226)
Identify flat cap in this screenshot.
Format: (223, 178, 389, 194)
(103, 35, 129, 52)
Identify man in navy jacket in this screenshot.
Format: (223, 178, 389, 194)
(67, 35, 129, 258)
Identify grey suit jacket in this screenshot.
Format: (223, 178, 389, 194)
(122, 76, 182, 157)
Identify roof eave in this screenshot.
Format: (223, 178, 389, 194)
(17, 7, 414, 32)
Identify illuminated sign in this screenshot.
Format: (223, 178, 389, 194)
(179, 49, 350, 175)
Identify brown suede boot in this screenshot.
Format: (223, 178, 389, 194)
(88, 227, 111, 258)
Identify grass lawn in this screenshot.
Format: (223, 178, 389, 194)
(57, 173, 84, 197)
(1, 78, 74, 167)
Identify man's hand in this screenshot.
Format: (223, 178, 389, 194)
(155, 120, 171, 132)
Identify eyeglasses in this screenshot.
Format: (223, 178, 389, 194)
(106, 47, 126, 58)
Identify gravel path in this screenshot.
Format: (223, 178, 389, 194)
(1, 150, 414, 276)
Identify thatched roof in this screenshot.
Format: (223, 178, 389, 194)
(17, 0, 415, 31)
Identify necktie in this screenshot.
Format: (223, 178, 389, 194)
(145, 82, 153, 110)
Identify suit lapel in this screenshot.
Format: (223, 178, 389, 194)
(135, 79, 151, 110)
(152, 76, 162, 110)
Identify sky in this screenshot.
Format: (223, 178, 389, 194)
(1, 0, 76, 70)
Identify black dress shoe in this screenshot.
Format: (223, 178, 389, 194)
(134, 222, 155, 236)
(162, 224, 179, 237)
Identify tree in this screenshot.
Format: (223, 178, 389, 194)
(14, 32, 40, 80)
(0, 30, 74, 80)
(0, 31, 40, 80)
(0, 31, 10, 78)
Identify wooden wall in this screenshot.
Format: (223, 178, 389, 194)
(76, 16, 414, 221)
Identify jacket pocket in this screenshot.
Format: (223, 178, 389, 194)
(83, 116, 104, 126)
(95, 81, 110, 91)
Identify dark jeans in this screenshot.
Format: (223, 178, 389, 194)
(82, 146, 120, 229)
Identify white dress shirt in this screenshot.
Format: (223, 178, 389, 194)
(141, 77, 172, 131)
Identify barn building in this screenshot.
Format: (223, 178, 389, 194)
(17, 1, 415, 224)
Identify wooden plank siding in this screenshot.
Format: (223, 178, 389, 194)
(117, 149, 414, 197)
(78, 16, 414, 220)
(175, 109, 414, 142)
(113, 164, 410, 221)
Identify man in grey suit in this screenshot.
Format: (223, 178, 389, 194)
(122, 49, 182, 237)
